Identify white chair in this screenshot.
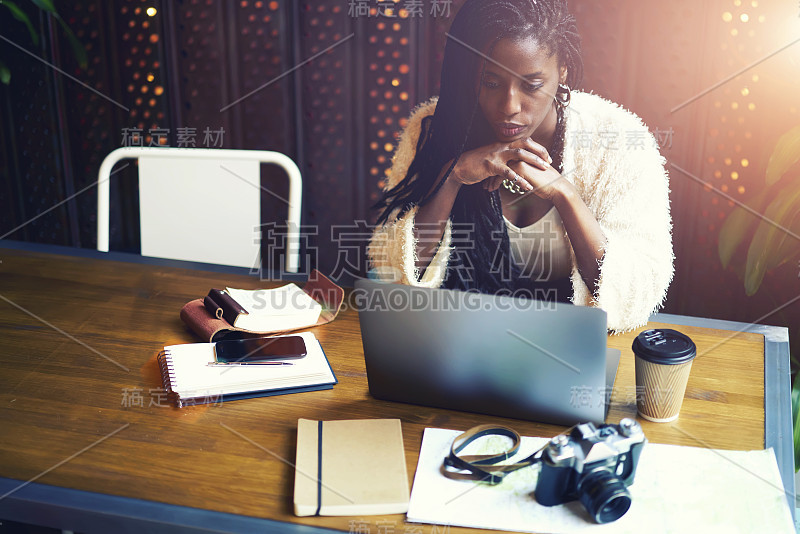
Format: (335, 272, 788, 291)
(97, 147, 301, 272)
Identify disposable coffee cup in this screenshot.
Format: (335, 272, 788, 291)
(632, 329, 697, 422)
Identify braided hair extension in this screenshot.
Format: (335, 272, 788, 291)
(373, 0, 584, 294)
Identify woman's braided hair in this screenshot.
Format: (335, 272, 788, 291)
(373, 0, 583, 294)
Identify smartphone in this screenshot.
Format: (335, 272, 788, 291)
(213, 336, 307, 363)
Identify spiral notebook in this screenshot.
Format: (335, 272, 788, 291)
(157, 332, 337, 407)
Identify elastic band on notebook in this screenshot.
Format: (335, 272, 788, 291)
(315, 420, 323, 516)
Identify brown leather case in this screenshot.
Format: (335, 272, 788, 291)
(180, 269, 345, 342)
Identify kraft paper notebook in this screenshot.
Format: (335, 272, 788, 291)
(157, 332, 336, 407)
(293, 418, 410, 516)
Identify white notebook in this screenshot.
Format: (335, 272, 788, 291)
(225, 284, 322, 331)
(157, 332, 336, 407)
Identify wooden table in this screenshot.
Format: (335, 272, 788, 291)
(0, 243, 793, 533)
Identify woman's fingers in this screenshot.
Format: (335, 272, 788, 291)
(521, 137, 552, 164)
(508, 160, 564, 200)
(488, 162, 520, 192)
(507, 149, 550, 170)
(503, 144, 549, 171)
(505, 138, 551, 167)
(502, 166, 532, 192)
(482, 171, 522, 193)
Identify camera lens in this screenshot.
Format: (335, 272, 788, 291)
(577, 469, 632, 524)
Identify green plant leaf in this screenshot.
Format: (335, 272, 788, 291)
(27, 0, 89, 69)
(792, 374, 800, 472)
(718, 189, 770, 269)
(2, 0, 39, 46)
(744, 183, 800, 295)
(0, 61, 10, 85)
(772, 211, 800, 269)
(54, 17, 88, 69)
(29, 0, 57, 14)
(794, 327, 800, 373)
(767, 125, 800, 186)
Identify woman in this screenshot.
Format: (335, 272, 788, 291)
(367, 0, 673, 332)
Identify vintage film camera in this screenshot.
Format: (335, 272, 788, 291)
(534, 418, 646, 523)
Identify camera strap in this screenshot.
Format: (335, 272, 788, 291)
(442, 425, 546, 485)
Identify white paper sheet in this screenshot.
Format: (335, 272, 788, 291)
(407, 428, 794, 534)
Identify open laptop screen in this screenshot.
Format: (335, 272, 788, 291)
(355, 278, 613, 425)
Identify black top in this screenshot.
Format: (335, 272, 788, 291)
(632, 329, 696, 365)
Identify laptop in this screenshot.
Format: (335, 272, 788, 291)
(355, 278, 621, 426)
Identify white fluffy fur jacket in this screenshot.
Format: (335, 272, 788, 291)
(367, 91, 674, 332)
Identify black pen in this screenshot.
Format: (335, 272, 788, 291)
(207, 361, 294, 366)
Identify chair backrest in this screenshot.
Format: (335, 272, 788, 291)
(97, 147, 301, 272)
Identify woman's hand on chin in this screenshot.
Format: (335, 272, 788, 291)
(507, 160, 575, 202)
(449, 137, 552, 191)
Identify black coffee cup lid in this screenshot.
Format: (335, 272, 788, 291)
(632, 329, 696, 365)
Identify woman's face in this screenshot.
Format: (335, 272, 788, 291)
(478, 37, 566, 144)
